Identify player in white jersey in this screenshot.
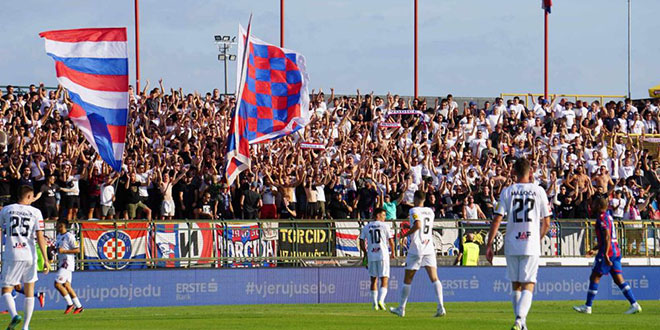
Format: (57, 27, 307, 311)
(486, 158, 551, 330)
(0, 186, 50, 330)
(359, 208, 395, 311)
(390, 191, 445, 318)
(54, 220, 84, 314)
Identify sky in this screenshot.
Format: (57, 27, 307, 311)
(1, 0, 658, 99)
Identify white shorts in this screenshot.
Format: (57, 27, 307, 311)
(405, 254, 437, 270)
(161, 200, 175, 217)
(1, 261, 37, 287)
(55, 268, 73, 284)
(368, 259, 390, 278)
(505, 255, 539, 283)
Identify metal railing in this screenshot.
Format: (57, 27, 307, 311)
(29, 218, 660, 271)
(500, 93, 626, 106)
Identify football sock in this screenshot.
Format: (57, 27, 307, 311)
(617, 282, 637, 305)
(585, 281, 598, 307)
(378, 287, 388, 304)
(432, 280, 444, 307)
(23, 297, 34, 329)
(63, 294, 73, 306)
(72, 296, 82, 308)
(2, 292, 17, 317)
(400, 284, 411, 309)
(512, 290, 521, 316)
(517, 289, 533, 323)
(371, 290, 378, 305)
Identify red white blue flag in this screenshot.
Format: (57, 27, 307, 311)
(226, 22, 310, 185)
(40, 28, 128, 172)
(542, 0, 552, 13)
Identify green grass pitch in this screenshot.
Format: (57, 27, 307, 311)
(12, 300, 659, 329)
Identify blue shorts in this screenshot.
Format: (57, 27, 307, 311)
(593, 255, 622, 276)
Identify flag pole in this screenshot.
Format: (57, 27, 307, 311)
(414, 0, 418, 100)
(280, 0, 284, 47)
(544, 7, 548, 101)
(134, 0, 141, 92)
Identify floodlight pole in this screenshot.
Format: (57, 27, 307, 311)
(544, 7, 548, 101)
(134, 0, 141, 92)
(224, 51, 228, 96)
(627, 0, 631, 99)
(280, 0, 284, 47)
(414, 0, 418, 100)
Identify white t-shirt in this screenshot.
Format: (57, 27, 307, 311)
(560, 109, 576, 127)
(360, 221, 393, 261)
(0, 204, 44, 262)
(408, 207, 435, 256)
(495, 183, 551, 256)
(100, 184, 115, 206)
(619, 166, 635, 179)
(610, 198, 626, 218)
(509, 104, 525, 120)
(65, 175, 80, 196)
(56, 231, 78, 271)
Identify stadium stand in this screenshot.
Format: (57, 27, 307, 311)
(1, 83, 659, 226)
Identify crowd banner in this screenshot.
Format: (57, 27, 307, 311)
(21, 266, 659, 310)
(542, 221, 587, 256)
(82, 222, 148, 270)
(335, 221, 361, 258)
(216, 223, 277, 267)
(278, 222, 335, 266)
(379, 122, 401, 128)
(300, 142, 326, 149)
(386, 110, 423, 116)
(152, 223, 214, 268)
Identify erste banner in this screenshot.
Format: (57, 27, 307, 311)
(152, 222, 214, 268)
(216, 223, 277, 267)
(82, 222, 148, 270)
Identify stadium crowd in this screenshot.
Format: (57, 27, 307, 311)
(1, 82, 659, 225)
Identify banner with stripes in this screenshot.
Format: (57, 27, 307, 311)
(335, 221, 361, 257)
(40, 28, 128, 171)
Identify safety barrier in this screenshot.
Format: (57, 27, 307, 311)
(500, 93, 626, 106)
(30, 219, 660, 271)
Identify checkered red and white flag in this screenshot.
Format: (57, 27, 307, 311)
(226, 20, 310, 186)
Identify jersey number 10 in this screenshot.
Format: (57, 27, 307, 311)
(10, 216, 30, 237)
(512, 198, 535, 223)
(369, 229, 382, 244)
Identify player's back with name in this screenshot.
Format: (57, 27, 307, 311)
(0, 203, 44, 262)
(408, 206, 435, 256)
(496, 183, 551, 256)
(360, 221, 392, 261)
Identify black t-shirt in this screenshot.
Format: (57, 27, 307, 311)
(39, 183, 59, 207)
(128, 182, 142, 204)
(558, 203, 575, 219)
(0, 174, 11, 196)
(327, 199, 350, 219)
(356, 187, 377, 211)
(243, 190, 261, 214)
(474, 192, 494, 214)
